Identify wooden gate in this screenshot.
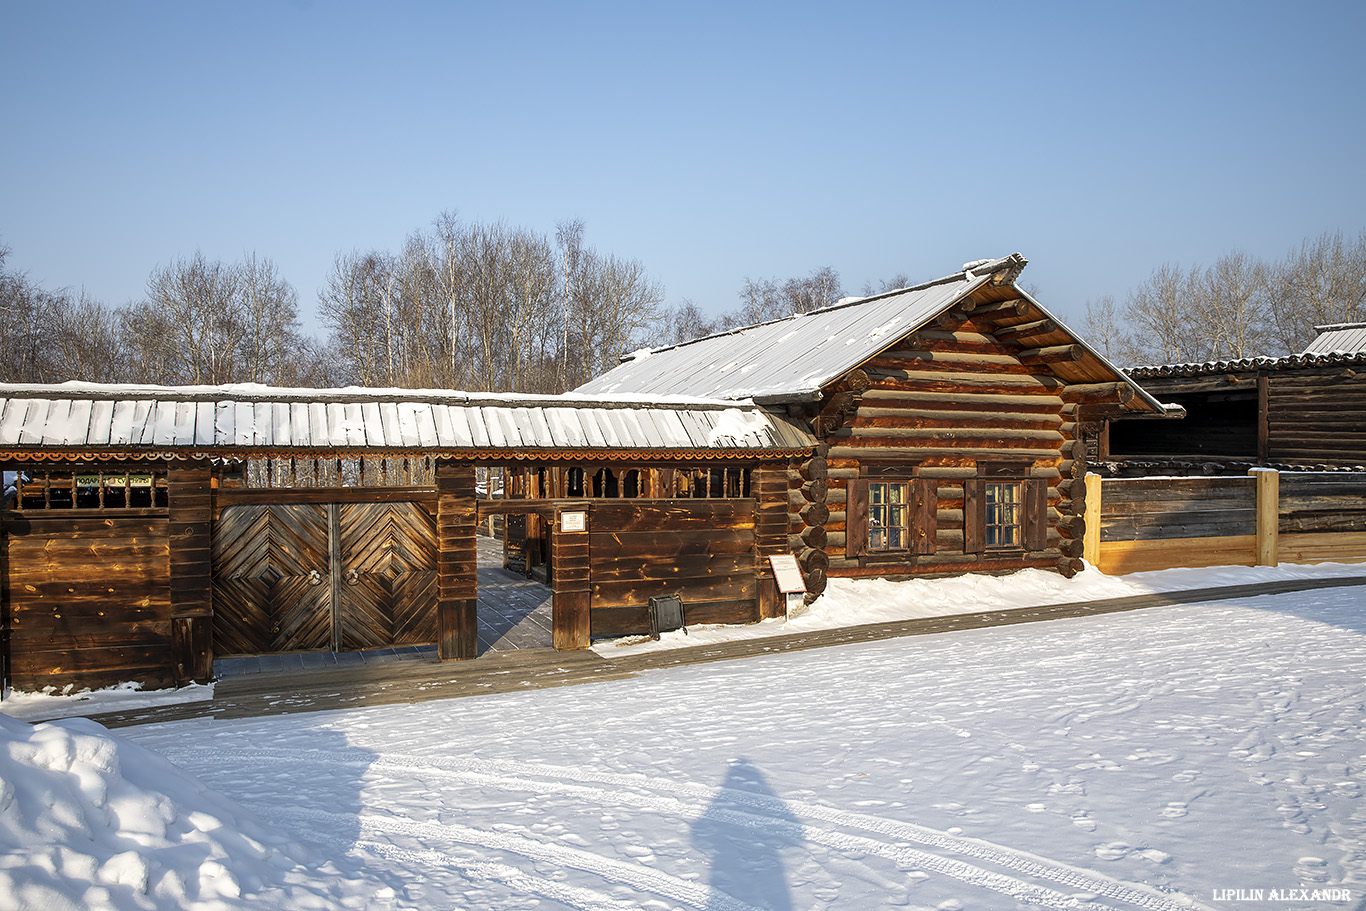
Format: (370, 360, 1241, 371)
(212, 498, 438, 656)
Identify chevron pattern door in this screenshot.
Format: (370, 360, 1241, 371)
(336, 501, 439, 650)
(211, 500, 438, 656)
(212, 504, 333, 655)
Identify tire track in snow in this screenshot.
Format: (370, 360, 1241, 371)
(167, 747, 1213, 911)
(357, 842, 645, 911)
(263, 804, 761, 911)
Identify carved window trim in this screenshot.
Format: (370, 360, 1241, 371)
(963, 461, 1047, 555)
(846, 461, 936, 562)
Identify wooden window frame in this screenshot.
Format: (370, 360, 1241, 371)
(963, 461, 1047, 555)
(846, 462, 936, 561)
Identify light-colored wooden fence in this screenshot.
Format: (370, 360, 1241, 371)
(1083, 470, 1366, 574)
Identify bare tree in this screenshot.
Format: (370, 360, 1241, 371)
(1080, 294, 1134, 364)
(661, 299, 716, 346)
(1266, 229, 1366, 353)
(1195, 250, 1270, 359)
(1120, 262, 1207, 365)
(138, 252, 301, 385)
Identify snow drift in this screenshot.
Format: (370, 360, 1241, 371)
(0, 713, 369, 911)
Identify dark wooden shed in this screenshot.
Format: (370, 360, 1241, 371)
(1088, 351, 1366, 474)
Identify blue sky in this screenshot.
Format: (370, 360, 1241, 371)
(3, 1, 1364, 339)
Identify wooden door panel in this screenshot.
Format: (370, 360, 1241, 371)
(338, 502, 438, 649)
(212, 504, 331, 655)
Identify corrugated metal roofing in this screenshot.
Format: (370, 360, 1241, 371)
(1303, 323, 1366, 355)
(577, 269, 989, 401)
(0, 384, 817, 456)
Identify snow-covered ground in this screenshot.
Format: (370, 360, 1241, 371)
(4, 565, 1366, 909)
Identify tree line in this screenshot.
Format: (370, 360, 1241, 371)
(1083, 229, 1366, 366)
(0, 214, 669, 392)
(7, 220, 1362, 390)
(0, 213, 883, 391)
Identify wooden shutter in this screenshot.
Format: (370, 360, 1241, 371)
(963, 478, 984, 554)
(846, 479, 869, 559)
(912, 478, 937, 554)
(1024, 477, 1047, 552)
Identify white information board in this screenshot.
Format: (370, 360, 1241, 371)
(768, 554, 807, 593)
(560, 511, 586, 533)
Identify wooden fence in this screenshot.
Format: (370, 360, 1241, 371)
(1083, 471, 1366, 574)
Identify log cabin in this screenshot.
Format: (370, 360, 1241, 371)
(579, 253, 1169, 590)
(0, 253, 1166, 693)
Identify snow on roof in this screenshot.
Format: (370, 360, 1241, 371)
(579, 254, 1166, 417)
(577, 262, 997, 401)
(0, 383, 818, 456)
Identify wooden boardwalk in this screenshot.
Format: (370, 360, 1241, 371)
(90, 574, 1366, 729)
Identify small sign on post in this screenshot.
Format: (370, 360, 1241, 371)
(768, 554, 808, 620)
(560, 511, 586, 533)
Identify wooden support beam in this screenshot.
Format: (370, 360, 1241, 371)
(1018, 344, 1084, 366)
(992, 318, 1055, 345)
(1253, 468, 1279, 567)
(169, 460, 213, 685)
(971, 298, 1029, 321)
(1257, 372, 1270, 465)
(436, 460, 478, 659)
(551, 506, 591, 650)
(1062, 382, 1136, 407)
(1083, 473, 1102, 565)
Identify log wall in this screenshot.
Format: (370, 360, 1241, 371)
(1267, 367, 1366, 466)
(814, 308, 1084, 581)
(1102, 364, 1366, 468)
(588, 499, 758, 638)
(3, 512, 173, 691)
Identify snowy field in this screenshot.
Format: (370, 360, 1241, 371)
(4, 573, 1366, 909)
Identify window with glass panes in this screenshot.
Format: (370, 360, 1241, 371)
(984, 481, 1023, 547)
(868, 481, 909, 551)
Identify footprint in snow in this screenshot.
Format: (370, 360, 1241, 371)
(1094, 842, 1132, 861)
(1161, 802, 1188, 819)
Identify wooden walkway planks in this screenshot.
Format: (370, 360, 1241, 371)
(87, 574, 1366, 730)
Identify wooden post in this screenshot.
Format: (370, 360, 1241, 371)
(436, 460, 478, 660)
(1257, 372, 1270, 465)
(1083, 473, 1102, 568)
(168, 460, 214, 685)
(753, 462, 791, 619)
(551, 506, 591, 650)
(1253, 468, 1279, 567)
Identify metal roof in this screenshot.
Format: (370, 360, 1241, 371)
(1303, 322, 1366, 355)
(0, 383, 817, 458)
(577, 264, 996, 401)
(577, 254, 1168, 416)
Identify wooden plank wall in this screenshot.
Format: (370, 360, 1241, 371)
(4, 512, 172, 691)
(1091, 472, 1366, 573)
(1267, 368, 1366, 466)
(819, 305, 1084, 581)
(588, 500, 757, 638)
